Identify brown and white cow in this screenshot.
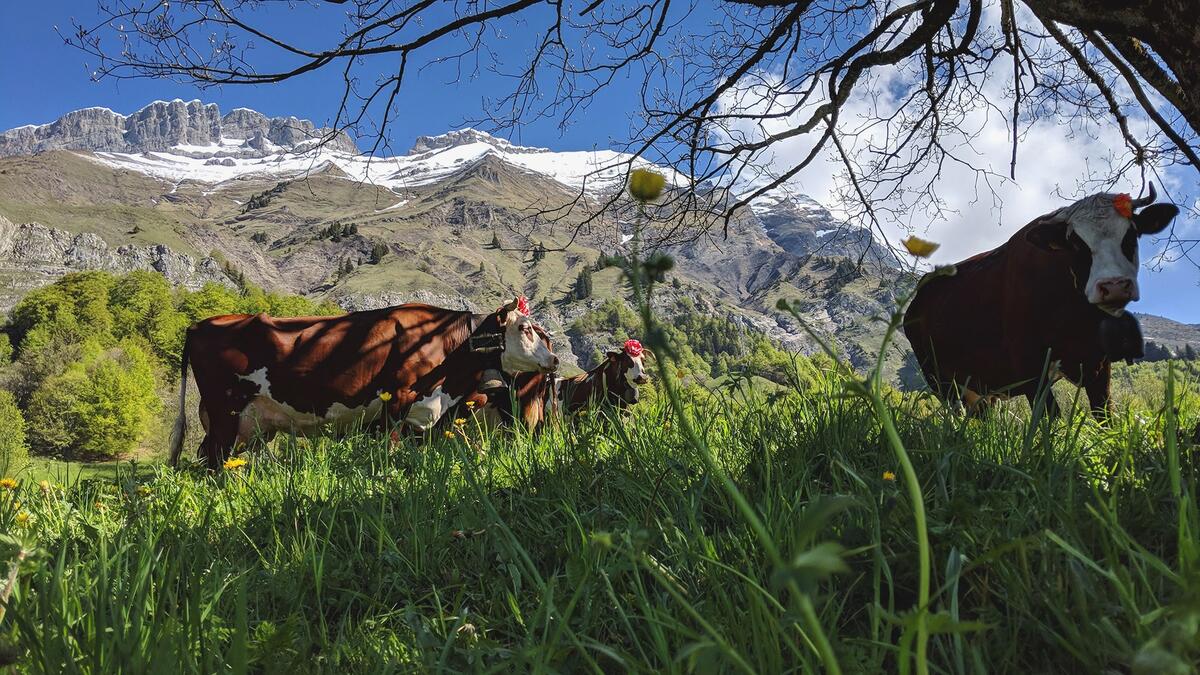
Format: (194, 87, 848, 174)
(903, 184, 1178, 416)
(556, 339, 651, 413)
(444, 325, 557, 430)
(455, 338, 650, 430)
(168, 297, 558, 469)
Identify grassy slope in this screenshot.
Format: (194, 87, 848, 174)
(0, 366, 1197, 673)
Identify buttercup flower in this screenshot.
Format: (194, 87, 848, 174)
(883, 471, 896, 482)
(628, 168, 666, 202)
(443, 430, 455, 439)
(0, 478, 16, 491)
(902, 237, 939, 258)
(454, 418, 467, 427)
(378, 391, 394, 402)
(224, 457, 248, 471)
(465, 400, 476, 409)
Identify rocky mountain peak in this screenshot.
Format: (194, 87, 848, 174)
(408, 128, 544, 156)
(0, 101, 359, 157)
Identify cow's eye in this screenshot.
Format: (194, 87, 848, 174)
(1120, 227, 1137, 261)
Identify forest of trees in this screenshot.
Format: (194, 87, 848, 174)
(0, 271, 341, 469)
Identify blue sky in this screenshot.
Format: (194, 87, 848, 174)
(1, 1, 1197, 323)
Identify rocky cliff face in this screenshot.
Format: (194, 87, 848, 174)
(0, 101, 358, 157)
(0, 214, 229, 311)
(751, 192, 898, 266)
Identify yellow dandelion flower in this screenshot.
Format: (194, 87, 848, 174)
(224, 457, 248, 471)
(901, 236, 939, 258)
(883, 471, 896, 482)
(465, 400, 476, 409)
(628, 168, 666, 202)
(15, 512, 29, 527)
(454, 418, 467, 427)
(0, 478, 17, 490)
(378, 391, 394, 402)
(443, 430, 455, 439)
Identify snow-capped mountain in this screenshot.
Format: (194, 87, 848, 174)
(749, 190, 898, 266)
(1, 101, 676, 196)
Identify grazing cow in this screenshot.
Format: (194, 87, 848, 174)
(903, 184, 1178, 416)
(446, 325, 557, 430)
(169, 297, 558, 469)
(456, 338, 649, 429)
(556, 339, 651, 413)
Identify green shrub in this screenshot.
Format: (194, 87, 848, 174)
(26, 340, 161, 459)
(0, 390, 28, 475)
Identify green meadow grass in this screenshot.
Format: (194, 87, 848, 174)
(0, 369, 1196, 674)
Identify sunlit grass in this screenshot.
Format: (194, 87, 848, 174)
(0, 371, 1195, 673)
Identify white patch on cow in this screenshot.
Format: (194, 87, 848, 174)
(405, 386, 461, 431)
(235, 367, 384, 438)
(625, 355, 647, 387)
(499, 312, 558, 374)
(1050, 194, 1139, 309)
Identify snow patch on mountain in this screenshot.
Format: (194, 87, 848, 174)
(83, 127, 675, 195)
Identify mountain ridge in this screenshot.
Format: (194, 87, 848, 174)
(0, 100, 359, 158)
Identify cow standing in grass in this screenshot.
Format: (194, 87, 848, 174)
(457, 338, 650, 430)
(169, 297, 558, 469)
(903, 185, 1178, 416)
(555, 339, 651, 413)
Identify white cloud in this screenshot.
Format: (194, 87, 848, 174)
(711, 8, 1194, 271)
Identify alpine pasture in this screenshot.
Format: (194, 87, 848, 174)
(0, 301, 1196, 672)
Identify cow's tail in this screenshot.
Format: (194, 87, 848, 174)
(168, 332, 191, 468)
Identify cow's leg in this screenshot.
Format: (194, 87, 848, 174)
(961, 388, 991, 417)
(1083, 362, 1113, 419)
(199, 402, 242, 471)
(1024, 387, 1060, 424)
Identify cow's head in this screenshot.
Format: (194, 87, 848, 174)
(605, 339, 650, 403)
(1026, 183, 1178, 315)
(497, 297, 559, 374)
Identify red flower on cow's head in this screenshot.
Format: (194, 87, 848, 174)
(624, 339, 643, 358)
(517, 296, 530, 316)
(1113, 193, 1133, 219)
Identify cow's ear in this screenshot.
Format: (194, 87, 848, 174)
(1133, 203, 1179, 236)
(497, 297, 520, 325)
(1025, 219, 1072, 251)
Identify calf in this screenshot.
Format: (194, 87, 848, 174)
(903, 184, 1178, 416)
(169, 297, 558, 469)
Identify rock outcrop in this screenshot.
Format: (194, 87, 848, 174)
(0, 214, 229, 311)
(0, 101, 358, 158)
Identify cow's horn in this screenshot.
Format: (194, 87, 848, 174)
(1131, 182, 1156, 208)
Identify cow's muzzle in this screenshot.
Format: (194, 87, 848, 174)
(1095, 277, 1135, 311)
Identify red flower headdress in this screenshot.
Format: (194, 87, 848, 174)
(1113, 193, 1133, 219)
(624, 339, 643, 358)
